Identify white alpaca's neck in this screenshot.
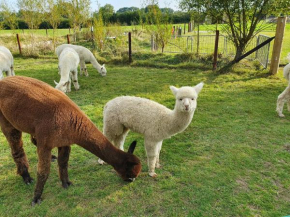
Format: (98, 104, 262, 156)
(170, 108, 194, 135)
(90, 54, 102, 73)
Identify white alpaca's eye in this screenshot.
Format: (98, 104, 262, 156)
(179, 98, 182, 101)
(191, 98, 194, 100)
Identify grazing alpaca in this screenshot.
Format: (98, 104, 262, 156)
(98, 83, 204, 177)
(54, 47, 80, 93)
(0, 46, 15, 79)
(56, 44, 107, 77)
(0, 76, 141, 205)
(276, 53, 290, 117)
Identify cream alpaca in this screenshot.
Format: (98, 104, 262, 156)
(54, 47, 80, 93)
(56, 44, 106, 77)
(0, 46, 15, 79)
(276, 53, 290, 117)
(99, 82, 204, 177)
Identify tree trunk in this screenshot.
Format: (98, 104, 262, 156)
(234, 44, 246, 61)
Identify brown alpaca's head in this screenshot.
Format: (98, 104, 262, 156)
(114, 141, 142, 182)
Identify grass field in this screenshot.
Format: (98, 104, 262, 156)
(0, 55, 290, 216)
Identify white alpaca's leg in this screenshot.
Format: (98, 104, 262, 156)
(276, 87, 290, 117)
(98, 121, 127, 165)
(6, 68, 12, 77)
(112, 128, 129, 151)
(0, 71, 4, 80)
(145, 139, 159, 177)
(80, 60, 88, 76)
(11, 66, 15, 76)
(66, 77, 72, 93)
(287, 100, 290, 112)
(155, 141, 163, 168)
(71, 70, 80, 90)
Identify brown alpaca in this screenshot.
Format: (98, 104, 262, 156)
(0, 76, 141, 205)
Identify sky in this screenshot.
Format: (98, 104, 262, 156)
(92, 0, 179, 12)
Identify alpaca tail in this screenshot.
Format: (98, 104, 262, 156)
(283, 53, 290, 81)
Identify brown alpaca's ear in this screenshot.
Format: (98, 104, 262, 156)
(127, 141, 137, 154)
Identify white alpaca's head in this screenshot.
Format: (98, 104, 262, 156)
(100, 64, 107, 76)
(170, 82, 204, 113)
(54, 80, 68, 93)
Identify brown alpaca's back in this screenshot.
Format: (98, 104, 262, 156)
(0, 76, 90, 147)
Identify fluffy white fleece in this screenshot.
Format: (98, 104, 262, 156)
(99, 82, 204, 177)
(55, 47, 80, 93)
(0, 46, 15, 79)
(56, 44, 106, 77)
(276, 53, 290, 117)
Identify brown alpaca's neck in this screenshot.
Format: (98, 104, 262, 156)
(76, 122, 125, 166)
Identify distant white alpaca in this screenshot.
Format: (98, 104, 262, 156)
(56, 44, 106, 77)
(0, 46, 15, 79)
(276, 53, 290, 117)
(98, 82, 204, 177)
(54, 47, 80, 93)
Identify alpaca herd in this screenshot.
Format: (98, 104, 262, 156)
(0, 43, 290, 205)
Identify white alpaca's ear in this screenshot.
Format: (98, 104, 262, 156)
(193, 82, 204, 95)
(170, 86, 179, 96)
(54, 80, 58, 85)
(103, 64, 105, 67)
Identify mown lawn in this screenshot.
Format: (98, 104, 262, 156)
(0, 56, 290, 216)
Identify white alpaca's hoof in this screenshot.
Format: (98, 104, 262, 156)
(98, 159, 105, 165)
(155, 163, 161, 168)
(149, 172, 157, 177)
(278, 113, 285, 118)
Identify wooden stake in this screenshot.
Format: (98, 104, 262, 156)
(213, 30, 219, 70)
(67, 34, 70, 44)
(128, 32, 132, 63)
(270, 17, 287, 74)
(16, 34, 22, 55)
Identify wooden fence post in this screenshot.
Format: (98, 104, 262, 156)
(128, 32, 132, 63)
(213, 30, 219, 70)
(67, 34, 70, 44)
(270, 17, 287, 74)
(184, 23, 186, 34)
(16, 34, 22, 55)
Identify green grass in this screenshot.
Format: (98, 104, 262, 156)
(0, 56, 290, 216)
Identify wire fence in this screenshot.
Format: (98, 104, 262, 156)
(162, 34, 259, 60)
(1, 29, 271, 68)
(256, 35, 271, 68)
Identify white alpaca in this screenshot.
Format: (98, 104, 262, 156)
(276, 53, 290, 117)
(98, 82, 204, 177)
(0, 46, 15, 79)
(56, 44, 106, 77)
(54, 47, 80, 93)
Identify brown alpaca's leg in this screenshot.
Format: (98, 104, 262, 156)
(32, 147, 52, 206)
(30, 135, 57, 161)
(0, 113, 33, 184)
(58, 146, 72, 188)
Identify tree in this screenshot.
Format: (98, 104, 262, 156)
(93, 10, 106, 51)
(145, 0, 172, 53)
(0, 0, 18, 31)
(66, 0, 91, 41)
(181, 0, 289, 60)
(46, 0, 62, 46)
(99, 4, 114, 25)
(17, 0, 46, 30)
(117, 7, 139, 13)
(179, 0, 207, 55)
